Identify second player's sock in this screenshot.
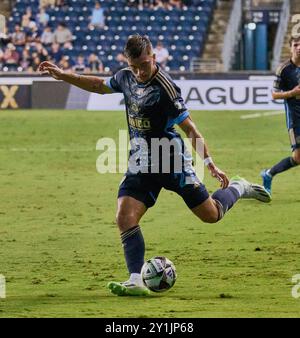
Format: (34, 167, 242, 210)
(269, 157, 298, 177)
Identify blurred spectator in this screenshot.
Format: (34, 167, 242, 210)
(41, 26, 54, 45)
(59, 55, 72, 72)
(56, 0, 68, 7)
(127, 0, 158, 9)
(34, 42, 49, 62)
(21, 9, 37, 32)
(0, 48, 4, 70)
(3, 43, 20, 70)
(152, 0, 165, 9)
(153, 41, 169, 69)
(89, 2, 105, 30)
(20, 49, 32, 71)
(26, 24, 40, 44)
(40, 0, 68, 6)
(87, 53, 104, 73)
(63, 40, 73, 50)
(127, 0, 143, 9)
(115, 52, 127, 71)
(11, 24, 26, 46)
(37, 7, 50, 27)
(49, 42, 63, 63)
(31, 55, 42, 72)
(40, 0, 56, 7)
(0, 23, 9, 49)
(170, 0, 183, 9)
(73, 54, 88, 72)
(53, 23, 73, 45)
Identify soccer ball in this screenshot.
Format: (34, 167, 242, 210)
(141, 256, 177, 292)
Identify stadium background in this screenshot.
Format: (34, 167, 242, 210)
(0, 0, 297, 110)
(1, 0, 300, 319)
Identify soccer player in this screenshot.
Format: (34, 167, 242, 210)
(261, 35, 300, 194)
(39, 34, 271, 297)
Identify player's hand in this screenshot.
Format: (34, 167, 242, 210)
(38, 61, 64, 80)
(207, 163, 229, 189)
(290, 85, 300, 97)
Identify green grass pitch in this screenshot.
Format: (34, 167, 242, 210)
(0, 109, 300, 318)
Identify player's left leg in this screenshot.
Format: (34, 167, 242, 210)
(191, 176, 271, 222)
(108, 196, 150, 296)
(108, 173, 162, 296)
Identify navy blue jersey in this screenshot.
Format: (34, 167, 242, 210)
(273, 59, 300, 128)
(106, 66, 190, 173)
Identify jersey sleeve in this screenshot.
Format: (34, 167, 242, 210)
(105, 69, 126, 93)
(158, 73, 189, 124)
(273, 63, 287, 92)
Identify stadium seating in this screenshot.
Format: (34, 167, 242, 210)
(8, 0, 217, 72)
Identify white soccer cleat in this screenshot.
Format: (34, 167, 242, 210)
(230, 176, 272, 203)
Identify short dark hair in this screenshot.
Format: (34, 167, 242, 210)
(124, 34, 153, 59)
(289, 35, 300, 46)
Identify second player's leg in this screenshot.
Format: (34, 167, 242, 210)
(261, 129, 300, 193)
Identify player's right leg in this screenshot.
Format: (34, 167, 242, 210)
(172, 169, 270, 223)
(191, 176, 271, 223)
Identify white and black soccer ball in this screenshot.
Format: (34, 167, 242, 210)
(141, 256, 177, 292)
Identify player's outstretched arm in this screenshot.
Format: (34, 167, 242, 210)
(179, 116, 229, 189)
(38, 61, 112, 94)
(272, 85, 300, 100)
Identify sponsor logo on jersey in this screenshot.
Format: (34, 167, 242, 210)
(128, 115, 151, 131)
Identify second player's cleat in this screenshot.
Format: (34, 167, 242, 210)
(230, 175, 272, 203)
(260, 169, 273, 194)
(107, 280, 150, 296)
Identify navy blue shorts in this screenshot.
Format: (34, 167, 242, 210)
(118, 171, 210, 209)
(289, 127, 300, 151)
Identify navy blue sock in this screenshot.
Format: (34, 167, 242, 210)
(121, 225, 145, 274)
(212, 187, 240, 220)
(269, 157, 298, 177)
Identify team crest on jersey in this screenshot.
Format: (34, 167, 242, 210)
(174, 99, 183, 110)
(130, 102, 139, 113)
